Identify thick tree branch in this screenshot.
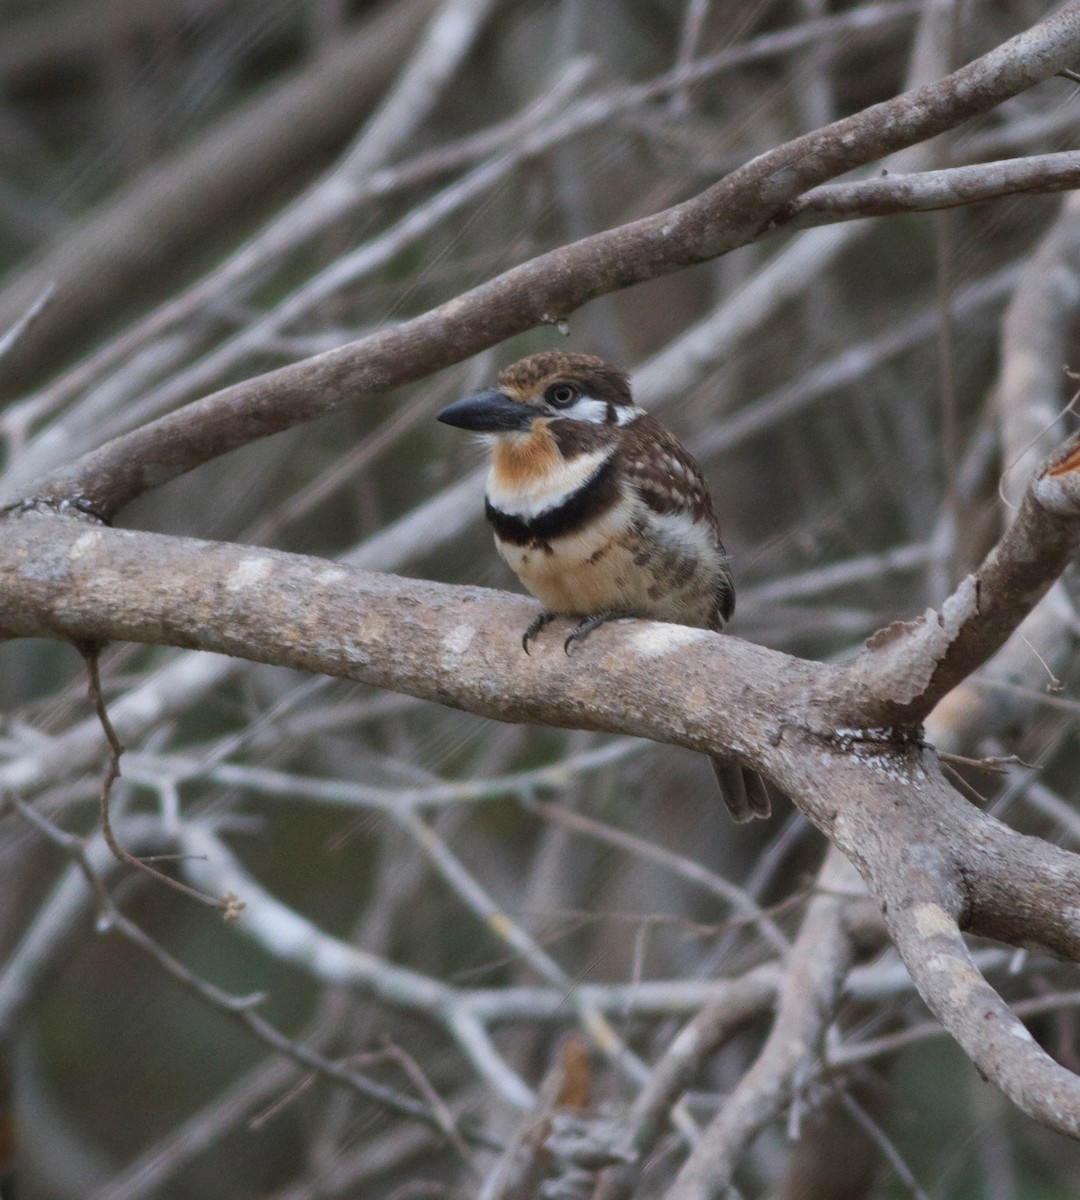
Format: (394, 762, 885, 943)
(0, 513, 821, 760)
(7, 4, 1080, 1187)
(867, 817, 1080, 1143)
(3, 439, 1080, 1135)
(8, 5, 1080, 519)
(0, 0, 914, 468)
(931, 192, 1080, 756)
(837, 431, 1080, 726)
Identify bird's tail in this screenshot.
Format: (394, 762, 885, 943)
(710, 757, 771, 822)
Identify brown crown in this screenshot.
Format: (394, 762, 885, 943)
(496, 352, 633, 407)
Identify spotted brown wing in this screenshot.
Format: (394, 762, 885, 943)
(618, 414, 735, 626)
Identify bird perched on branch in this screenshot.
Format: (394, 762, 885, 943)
(437, 350, 770, 821)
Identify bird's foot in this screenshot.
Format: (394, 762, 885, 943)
(564, 611, 623, 654)
(522, 610, 560, 654)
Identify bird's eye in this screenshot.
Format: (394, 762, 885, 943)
(546, 383, 577, 408)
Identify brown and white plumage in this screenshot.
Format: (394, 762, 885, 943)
(437, 351, 769, 821)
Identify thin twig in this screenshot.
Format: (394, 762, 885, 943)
(533, 800, 790, 955)
(0, 282, 54, 366)
(5, 792, 493, 1145)
(79, 644, 239, 916)
(838, 1091, 933, 1200)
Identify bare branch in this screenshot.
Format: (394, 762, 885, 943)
(4, 797, 491, 1143)
(7, 6, 1080, 1185)
(5, 419, 1080, 1140)
(0, 0, 437, 385)
(12, 6, 1080, 518)
(838, 431, 1080, 725)
(592, 965, 779, 1200)
(664, 849, 860, 1200)
(778, 151, 1080, 228)
(1, 0, 913, 462)
(79, 644, 235, 913)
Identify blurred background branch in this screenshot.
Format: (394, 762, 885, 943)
(3, 2, 1080, 1199)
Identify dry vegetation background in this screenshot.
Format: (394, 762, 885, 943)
(3, 1, 1080, 1197)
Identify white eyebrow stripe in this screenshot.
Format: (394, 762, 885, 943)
(560, 396, 646, 425)
(568, 396, 610, 424)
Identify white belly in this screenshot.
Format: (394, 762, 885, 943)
(494, 503, 721, 627)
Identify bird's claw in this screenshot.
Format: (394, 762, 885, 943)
(522, 610, 559, 655)
(563, 612, 620, 654)
(522, 611, 624, 655)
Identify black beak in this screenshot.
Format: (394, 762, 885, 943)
(436, 389, 533, 433)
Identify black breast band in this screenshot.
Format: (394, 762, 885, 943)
(485, 456, 619, 546)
